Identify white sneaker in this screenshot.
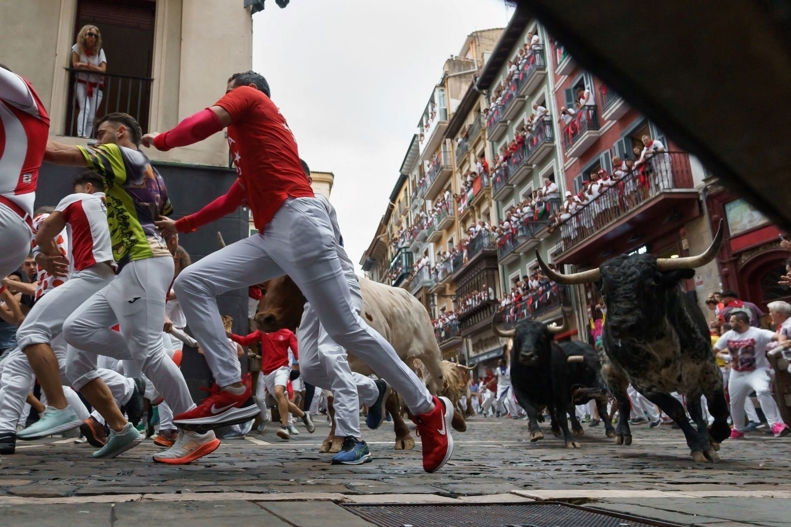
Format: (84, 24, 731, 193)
(277, 426, 290, 440)
(153, 430, 221, 465)
(288, 424, 299, 436)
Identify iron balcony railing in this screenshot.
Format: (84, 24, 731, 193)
(468, 112, 484, 143)
(486, 104, 505, 135)
(497, 284, 569, 327)
(507, 143, 530, 182)
(525, 118, 554, 154)
(65, 68, 152, 138)
(427, 146, 451, 187)
(466, 231, 497, 261)
(435, 320, 461, 344)
(522, 49, 547, 85)
(599, 85, 621, 114)
(410, 265, 434, 294)
(451, 251, 465, 274)
(433, 259, 453, 283)
(561, 105, 601, 153)
(492, 165, 510, 196)
(455, 139, 469, 164)
(497, 231, 518, 260)
(558, 151, 693, 253)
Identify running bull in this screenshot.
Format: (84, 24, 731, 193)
(256, 274, 466, 452)
(536, 220, 730, 462)
(493, 318, 615, 448)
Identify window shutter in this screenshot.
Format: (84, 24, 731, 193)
(574, 174, 584, 193)
(649, 122, 667, 147)
(563, 88, 574, 109)
(600, 150, 612, 174)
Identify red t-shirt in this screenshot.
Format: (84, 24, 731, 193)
(230, 328, 298, 375)
(214, 86, 314, 231)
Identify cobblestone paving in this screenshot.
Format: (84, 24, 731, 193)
(2, 415, 789, 499)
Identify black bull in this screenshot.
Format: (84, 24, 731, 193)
(537, 220, 731, 463)
(493, 319, 615, 448)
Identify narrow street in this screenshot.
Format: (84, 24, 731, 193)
(2, 415, 789, 526)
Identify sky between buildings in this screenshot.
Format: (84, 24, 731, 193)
(252, 0, 515, 270)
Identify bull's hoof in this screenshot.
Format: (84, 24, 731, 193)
(572, 428, 585, 437)
(395, 435, 415, 451)
(710, 441, 720, 452)
(616, 434, 633, 446)
(529, 431, 544, 442)
(565, 441, 581, 449)
(451, 411, 467, 433)
(319, 438, 332, 453)
(551, 428, 562, 438)
(691, 450, 708, 463)
(704, 448, 720, 463)
(605, 429, 616, 439)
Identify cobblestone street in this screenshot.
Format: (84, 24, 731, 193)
(2, 415, 790, 526)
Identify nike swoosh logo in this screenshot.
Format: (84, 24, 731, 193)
(211, 403, 236, 414)
(437, 404, 447, 436)
(128, 297, 141, 304)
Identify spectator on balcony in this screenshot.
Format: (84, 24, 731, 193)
(476, 153, 489, 177)
(72, 25, 107, 138)
(639, 134, 672, 191)
(532, 103, 548, 124)
(542, 178, 559, 200)
(576, 86, 595, 109)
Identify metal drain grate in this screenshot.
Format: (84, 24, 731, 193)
(342, 502, 682, 527)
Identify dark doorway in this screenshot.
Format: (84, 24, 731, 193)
(65, 0, 156, 136)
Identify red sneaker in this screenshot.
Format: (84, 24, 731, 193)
(412, 395, 454, 473)
(173, 383, 259, 429)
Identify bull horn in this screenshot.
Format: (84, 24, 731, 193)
(567, 355, 584, 363)
(491, 318, 516, 338)
(546, 317, 567, 335)
(536, 250, 600, 285)
(656, 219, 724, 271)
(217, 231, 227, 248)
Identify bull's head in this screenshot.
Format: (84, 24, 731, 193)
(535, 220, 723, 341)
(254, 276, 307, 333)
(492, 317, 566, 366)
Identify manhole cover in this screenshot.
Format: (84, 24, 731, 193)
(342, 502, 682, 527)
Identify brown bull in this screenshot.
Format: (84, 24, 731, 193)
(256, 275, 466, 452)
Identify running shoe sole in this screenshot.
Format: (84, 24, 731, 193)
(153, 438, 221, 465)
(331, 453, 372, 465)
(93, 435, 143, 459)
(174, 403, 259, 430)
(153, 435, 176, 448)
(17, 418, 84, 441)
(80, 419, 107, 448)
(366, 381, 391, 430)
(426, 396, 455, 474)
(276, 429, 290, 440)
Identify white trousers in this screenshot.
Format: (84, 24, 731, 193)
(481, 389, 495, 416)
(0, 335, 134, 434)
(174, 197, 433, 414)
(63, 257, 194, 416)
(729, 369, 785, 431)
(298, 283, 379, 438)
(496, 385, 518, 417)
(0, 204, 31, 282)
(74, 82, 102, 138)
(723, 369, 761, 422)
(628, 384, 660, 421)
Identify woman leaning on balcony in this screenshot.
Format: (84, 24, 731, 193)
(71, 25, 107, 138)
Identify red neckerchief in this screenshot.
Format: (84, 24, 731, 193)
(645, 140, 654, 148)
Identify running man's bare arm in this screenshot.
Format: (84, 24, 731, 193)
(43, 140, 88, 166)
(34, 211, 70, 277)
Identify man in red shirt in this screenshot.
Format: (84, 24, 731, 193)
(142, 70, 454, 473)
(229, 327, 314, 440)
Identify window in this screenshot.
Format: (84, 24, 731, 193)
(65, 0, 156, 137)
(563, 73, 595, 111)
(520, 181, 534, 200)
(573, 174, 585, 194)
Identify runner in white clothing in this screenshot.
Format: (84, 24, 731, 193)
(0, 66, 49, 312)
(714, 311, 790, 438)
(14, 172, 148, 458)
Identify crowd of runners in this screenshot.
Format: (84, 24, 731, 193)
(0, 65, 455, 470)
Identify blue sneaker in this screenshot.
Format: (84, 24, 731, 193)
(365, 380, 391, 430)
(92, 423, 142, 458)
(331, 436, 372, 465)
(17, 406, 83, 440)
